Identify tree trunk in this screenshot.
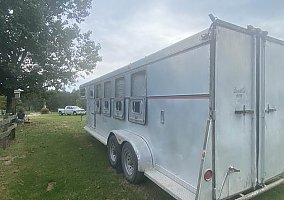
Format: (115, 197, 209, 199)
(6, 93, 13, 114)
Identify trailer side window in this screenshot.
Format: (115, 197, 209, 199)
(104, 100, 109, 109)
(90, 90, 93, 98)
(95, 99, 101, 113)
(95, 84, 102, 114)
(129, 70, 146, 125)
(114, 77, 125, 120)
(116, 101, 122, 111)
(80, 88, 86, 98)
(132, 101, 141, 113)
(129, 97, 146, 124)
(103, 81, 111, 117)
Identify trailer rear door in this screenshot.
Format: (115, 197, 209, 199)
(214, 26, 257, 199)
(259, 39, 284, 182)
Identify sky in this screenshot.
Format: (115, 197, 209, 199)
(70, 0, 284, 90)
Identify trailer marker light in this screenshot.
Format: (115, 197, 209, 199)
(204, 169, 213, 182)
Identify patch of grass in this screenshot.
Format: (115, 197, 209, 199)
(0, 113, 174, 200)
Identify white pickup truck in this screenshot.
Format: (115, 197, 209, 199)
(58, 106, 86, 115)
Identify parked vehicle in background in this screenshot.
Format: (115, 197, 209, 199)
(58, 106, 86, 115)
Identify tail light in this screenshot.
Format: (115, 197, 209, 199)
(204, 169, 213, 181)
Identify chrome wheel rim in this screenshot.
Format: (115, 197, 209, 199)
(124, 150, 134, 175)
(110, 143, 116, 162)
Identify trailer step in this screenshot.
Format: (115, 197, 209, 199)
(236, 178, 284, 200)
(145, 170, 196, 200)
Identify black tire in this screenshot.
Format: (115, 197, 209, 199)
(107, 135, 121, 169)
(59, 111, 63, 115)
(73, 111, 77, 115)
(121, 142, 144, 184)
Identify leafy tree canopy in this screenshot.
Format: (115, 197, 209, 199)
(0, 0, 101, 102)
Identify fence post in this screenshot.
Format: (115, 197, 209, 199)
(0, 115, 17, 149)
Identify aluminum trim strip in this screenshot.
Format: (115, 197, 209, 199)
(147, 94, 210, 100)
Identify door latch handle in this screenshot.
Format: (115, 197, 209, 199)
(265, 104, 276, 113)
(229, 166, 240, 173)
(235, 105, 254, 116)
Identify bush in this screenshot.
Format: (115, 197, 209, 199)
(17, 106, 25, 114)
(40, 107, 50, 114)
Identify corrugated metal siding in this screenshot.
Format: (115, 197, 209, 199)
(104, 81, 111, 98)
(88, 85, 94, 98)
(131, 71, 146, 96)
(96, 84, 102, 98)
(115, 77, 125, 97)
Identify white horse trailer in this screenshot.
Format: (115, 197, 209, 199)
(80, 17, 284, 200)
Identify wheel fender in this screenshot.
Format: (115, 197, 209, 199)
(110, 130, 153, 172)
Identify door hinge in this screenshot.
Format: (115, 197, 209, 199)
(210, 110, 216, 120)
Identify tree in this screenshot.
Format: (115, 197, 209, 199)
(0, 0, 101, 112)
(0, 95, 6, 111)
(21, 89, 85, 112)
(45, 89, 84, 111)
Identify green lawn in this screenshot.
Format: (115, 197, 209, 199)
(0, 113, 283, 200)
(0, 113, 173, 200)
